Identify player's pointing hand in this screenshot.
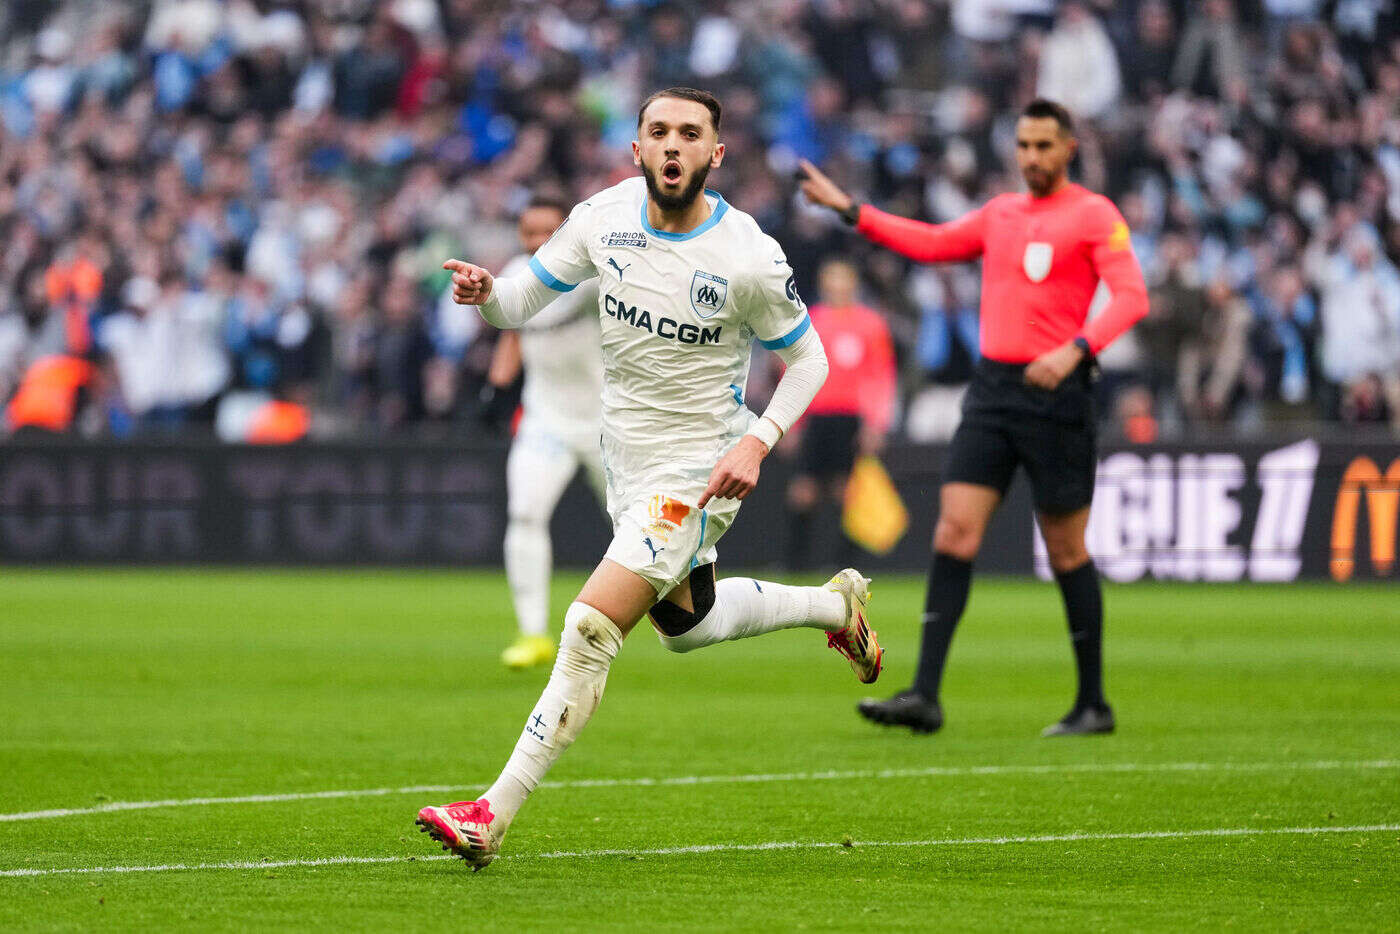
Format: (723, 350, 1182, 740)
(698, 435, 769, 508)
(797, 159, 854, 213)
(443, 259, 494, 305)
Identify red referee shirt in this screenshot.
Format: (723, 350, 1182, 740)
(802, 302, 897, 435)
(855, 183, 1148, 363)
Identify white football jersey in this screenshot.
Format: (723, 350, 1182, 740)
(498, 253, 602, 440)
(528, 177, 810, 478)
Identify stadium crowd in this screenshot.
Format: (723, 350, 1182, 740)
(0, 0, 1397, 441)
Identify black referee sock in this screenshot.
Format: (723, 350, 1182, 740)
(911, 553, 973, 702)
(1055, 560, 1106, 710)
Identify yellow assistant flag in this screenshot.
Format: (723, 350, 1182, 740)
(842, 456, 909, 555)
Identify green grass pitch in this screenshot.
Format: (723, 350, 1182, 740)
(1, 568, 1396, 931)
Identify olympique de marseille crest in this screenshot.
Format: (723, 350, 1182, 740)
(689, 270, 728, 318)
(1022, 242, 1053, 282)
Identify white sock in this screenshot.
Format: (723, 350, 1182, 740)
(656, 577, 847, 653)
(503, 516, 551, 637)
(480, 602, 623, 826)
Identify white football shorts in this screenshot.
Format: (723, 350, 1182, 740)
(506, 415, 606, 524)
(599, 435, 744, 597)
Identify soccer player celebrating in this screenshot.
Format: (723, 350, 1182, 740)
(481, 195, 607, 670)
(417, 88, 882, 869)
(799, 99, 1148, 737)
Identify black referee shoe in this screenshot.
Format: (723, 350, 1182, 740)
(857, 690, 943, 734)
(1041, 703, 1115, 737)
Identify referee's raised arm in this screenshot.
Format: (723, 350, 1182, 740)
(797, 160, 986, 264)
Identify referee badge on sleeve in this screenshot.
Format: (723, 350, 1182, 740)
(1023, 242, 1053, 283)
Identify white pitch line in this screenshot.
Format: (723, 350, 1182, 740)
(532, 823, 1400, 860)
(2, 759, 1396, 824)
(0, 854, 457, 878)
(3, 824, 1396, 878)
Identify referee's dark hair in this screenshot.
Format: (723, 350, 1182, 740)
(637, 87, 722, 133)
(1021, 98, 1075, 136)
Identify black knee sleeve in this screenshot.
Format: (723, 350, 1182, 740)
(647, 564, 716, 637)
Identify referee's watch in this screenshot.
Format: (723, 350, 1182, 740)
(838, 203, 861, 226)
(1072, 336, 1092, 357)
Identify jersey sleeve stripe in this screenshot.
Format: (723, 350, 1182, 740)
(757, 314, 811, 350)
(529, 255, 577, 293)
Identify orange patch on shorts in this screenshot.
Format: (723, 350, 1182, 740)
(649, 495, 691, 526)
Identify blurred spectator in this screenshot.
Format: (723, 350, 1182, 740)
(1113, 384, 1160, 444)
(904, 266, 978, 443)
(1036, 2, 1121, 121)
(1120, 1, 1178, 102)
(1308, 223, 1400, 426)
(1136, 232, 1250, 424)
(1141, 233, 1210, 405)
(334, 17, 407, 120)
(0, 0, 1395, 443)
(1177, 278, 1252, 423)
(1249, 265, 1318, 409)
(98, 268, 229, 432)
(1173, 0, 1248, 102)
(372, 272, 433, 432)
(805, 0, 888, 105)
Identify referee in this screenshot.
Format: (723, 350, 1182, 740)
(800, 99, 1149, 736)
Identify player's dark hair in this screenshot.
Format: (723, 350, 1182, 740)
(524, 193, 571, 218)
(1021, 98, 1075, 135)
(637, 87, 722, 133)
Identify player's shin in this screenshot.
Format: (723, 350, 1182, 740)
(480, 602, 624, 825)
(504, 514, 551, 637)
(656, 577, 845, 653)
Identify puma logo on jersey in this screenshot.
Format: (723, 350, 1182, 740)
(603, 293, 722, 345)
(607, 257, 631, 279)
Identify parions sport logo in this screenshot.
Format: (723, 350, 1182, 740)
(1330, 456, 1400, 581)
(602, 231, 648, 248)
(603, 293, 722, 345)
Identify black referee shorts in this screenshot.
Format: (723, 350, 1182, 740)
(797, 413, 861, 481)
(943, 359, 1097, 515)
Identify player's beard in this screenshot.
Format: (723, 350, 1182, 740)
(641, 156, 712, 213)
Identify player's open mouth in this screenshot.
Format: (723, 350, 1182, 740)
(662, 161, 683, 184)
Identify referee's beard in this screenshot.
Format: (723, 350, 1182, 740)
(1022, 166, 1063, 197)
(640, 156, 712, 213)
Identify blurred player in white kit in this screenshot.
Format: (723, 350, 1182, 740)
(416, 88, 884, 870)
(482, 196, 606, 670)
